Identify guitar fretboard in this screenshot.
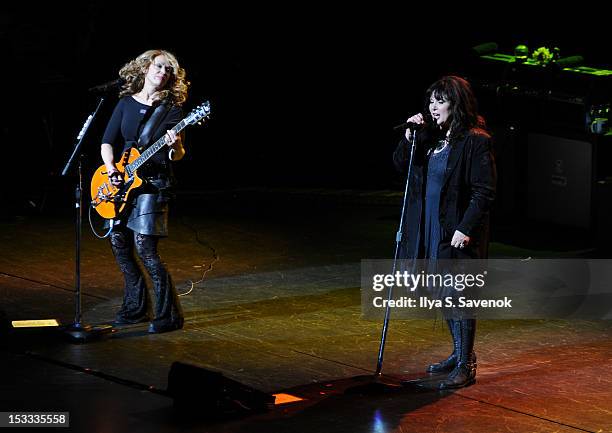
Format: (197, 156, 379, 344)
(126, 118, 189, 176)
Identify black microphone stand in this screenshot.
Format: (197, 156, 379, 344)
(61, 97, 113, 343)
(375, 129, 418, 375)
(344, 129, 419, 395)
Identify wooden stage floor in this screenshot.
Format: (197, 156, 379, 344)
(1, 190, 610, 432)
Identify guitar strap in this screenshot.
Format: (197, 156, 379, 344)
(137, 102, 172, 151)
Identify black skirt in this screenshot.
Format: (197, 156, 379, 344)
(106, 176, 173, 237)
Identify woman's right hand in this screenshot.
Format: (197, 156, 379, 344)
(405, 113, 425, 141)
(107, 168, 124, 187)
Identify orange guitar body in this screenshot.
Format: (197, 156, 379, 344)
(90, 147, 143, 219)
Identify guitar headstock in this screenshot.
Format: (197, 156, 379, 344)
(186, 101, 211, 125)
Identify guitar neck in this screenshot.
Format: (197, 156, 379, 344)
(127, 118, 188, 174)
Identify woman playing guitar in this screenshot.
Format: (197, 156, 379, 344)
(100, 49, 189, 333)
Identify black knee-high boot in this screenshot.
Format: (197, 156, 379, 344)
(438, 319, 477, 389)
(427, 319, 460, 373)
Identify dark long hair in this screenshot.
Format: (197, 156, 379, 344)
(423, 75, 486, 139)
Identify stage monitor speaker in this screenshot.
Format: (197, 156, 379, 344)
(527, 133, 593, 228)
(167, 361, 275, 417)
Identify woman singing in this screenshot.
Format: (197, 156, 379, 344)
(393, 75, 496, 388)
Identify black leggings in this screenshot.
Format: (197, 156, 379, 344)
(110, 228, 182, 325)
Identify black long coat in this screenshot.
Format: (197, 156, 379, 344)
(393, 128, 497, 260)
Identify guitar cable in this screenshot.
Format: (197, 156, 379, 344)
(87, 201, 218, 295)
(88, 204, 114, 239)
(177, 216, 219, 297)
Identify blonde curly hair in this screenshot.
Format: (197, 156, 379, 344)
(118, 49, 189, 106)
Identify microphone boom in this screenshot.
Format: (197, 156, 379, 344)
(88, 78, 125, 93)
(393, 121, 425, 130)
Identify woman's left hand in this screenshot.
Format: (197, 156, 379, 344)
(165, 129, 178, 146)
(451, 230, 470, 249)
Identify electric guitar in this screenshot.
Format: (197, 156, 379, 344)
(90, 101, 211, 219)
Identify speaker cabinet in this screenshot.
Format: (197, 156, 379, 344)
(167, 362, 275, 417)
(527, 133, 594, 228)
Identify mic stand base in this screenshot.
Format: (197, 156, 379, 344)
(63, 322, 113, 343)
(344, 374, 404, 395)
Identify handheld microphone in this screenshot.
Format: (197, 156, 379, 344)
(393, 121, 426, 131)
(88, 78, 125, 93)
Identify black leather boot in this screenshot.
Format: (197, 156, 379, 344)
(427, 320, 459, 373)
(438, 319, 477, 389)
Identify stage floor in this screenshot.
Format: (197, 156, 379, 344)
(1, 189, 611, 432)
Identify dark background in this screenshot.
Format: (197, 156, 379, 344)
(1, 3, 610, 214)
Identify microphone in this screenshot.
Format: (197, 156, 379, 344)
(393, 121, 426, 131)
(88, 78, 125, 93)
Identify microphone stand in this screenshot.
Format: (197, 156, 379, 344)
(375, 129, 418, 375)
(345, 129, 419, 395)
(61, 97, 113, 343)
